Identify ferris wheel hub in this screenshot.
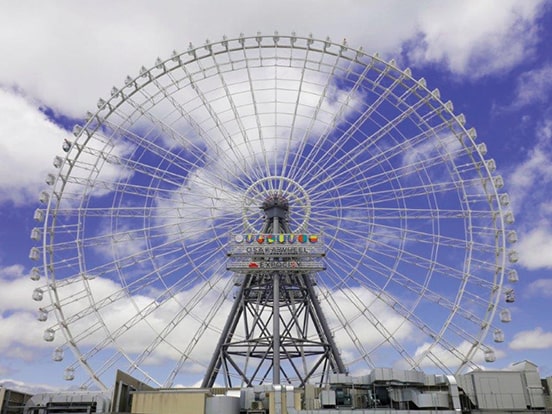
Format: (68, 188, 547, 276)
(261, 193, 289, 211)
(242, 176, 311, 233)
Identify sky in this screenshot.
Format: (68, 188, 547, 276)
(1, 0, 552, 394)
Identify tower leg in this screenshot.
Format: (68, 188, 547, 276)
(273, 272, 281, 385)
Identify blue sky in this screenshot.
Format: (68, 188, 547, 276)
(0, 0, 551, 393)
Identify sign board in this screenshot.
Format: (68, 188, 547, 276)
(227, 233, 325, 273)
(227, 258, 325, 273)
(228, 233, 325, 256)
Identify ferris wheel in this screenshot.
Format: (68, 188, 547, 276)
(30, 33, 518, 390)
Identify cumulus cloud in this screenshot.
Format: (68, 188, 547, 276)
(0, 265, 38, 313)
(510, 327, 552, 350)
(505, 118, 552, 270)
(407, 0, 544, 77)
(0, 378, 62, 395)
(0, 88, 69, 205)
(0, 0, 550, 388)
(410, 340, 506, 372)
(516, 228, 552, 269)
(511, 64, 552, 108)
(0, 1, 546, 120)
(525, 278, 552, 297)
(0, 265, 59, 383)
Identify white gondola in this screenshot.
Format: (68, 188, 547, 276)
(43, 328, 55, 342)
(484, 349, 496, 362)
(30, 267, 41, 281)
(53, 347, 64, 362)
(30, 227, 41, 241)
(64, 367, 75, 381)
(499, 193, 510, 206)
(39, 191, 50, 204)
(29, 247, 40, 261)
(32, 288, 44, 301)
(63, 139, 72, 152)
(505, 288, 515, 303)
(37, 308, 48, 322)
(500, 308, 511, 323)
(33, 208, 44, 222)
(493, 329, 505, 343)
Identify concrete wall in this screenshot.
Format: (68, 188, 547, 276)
(131, 390, 207, 414)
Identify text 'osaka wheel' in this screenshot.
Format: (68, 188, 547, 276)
(30, 33, 518, 390)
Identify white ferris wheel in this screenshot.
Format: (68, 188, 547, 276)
(30, 33, 518, 391)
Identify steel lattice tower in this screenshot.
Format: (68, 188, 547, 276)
(202, 194, 346, 387)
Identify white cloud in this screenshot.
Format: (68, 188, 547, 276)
(0, 265, 38, 312)
(0, 378, 62, 395)
(506, 118, 552, 270)
(411, 340, 506, 372)
(0, 266, 68, 360)
(525, 278, 552, 297)
(0, 88, 69, 205)
(517, 228, 552, 269)
(0, 0, 546, 120)
(511, 64, 552, 108)
(0, 265, 67, 383)
(0, 0, 550, 388)
(407, 0, 544, 77)
(153, 63, 363, 241)
(0, 1, 406, 118)
(323, 287, 415, 352)
(4, 255, 421, 384)
(510, 327, 552, 350)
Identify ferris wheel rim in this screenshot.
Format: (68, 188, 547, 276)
(30, 32, 516, 389)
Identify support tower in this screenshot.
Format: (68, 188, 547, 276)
(202, 193, 346, 387)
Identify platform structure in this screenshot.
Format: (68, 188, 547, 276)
(202, 194, 346, 388)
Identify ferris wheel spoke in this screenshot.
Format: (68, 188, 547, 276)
(344, 249, 489, 335)
(112, 96, 255, 191)
(297, 99, 456, 191)
(282, 47, 345, 181)
(79, 229, 230, 301)
(336, 230, 464, 296)
(136, 63, 246, 171)
(55, 258, 212, 344)
(324, 231, 453, 310)
(73, 136, 197, 190)
(172, 44, 273, 184)
(239, 46, 276, 181)
(312, 201, 492, 221)
(329, 236, 491, 346)
(317, 287, 377, 368)
(349, 225, 495, 289)
(321, 260, 418, 368)
(163, 275, 236, 386)
(127, 265, 231, 377)
(304, 142, 469, 204)
(208, 51, 269, 183)
(295, 65, 427, 186)
(284, 51, 363, 182)
(34, 34, 515, 388)
(68, 200, 241, 254)
(64, 269, 231, 384)
(330, 256, 473, 373)
(276, 51, 317, 180)
(89, 346, 156, 387)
